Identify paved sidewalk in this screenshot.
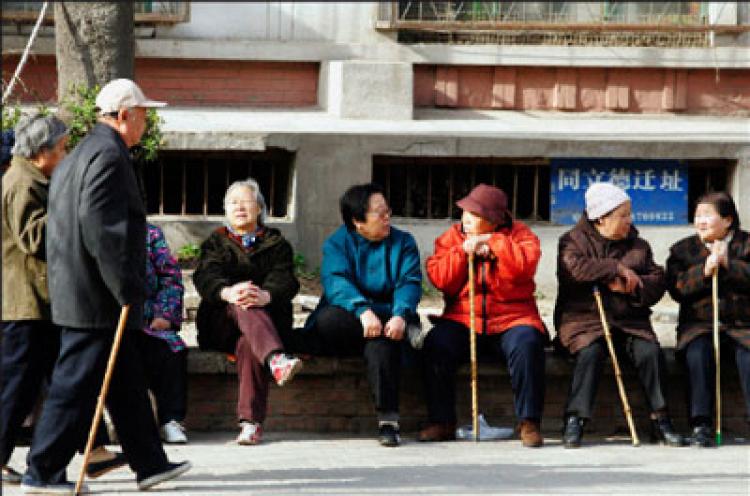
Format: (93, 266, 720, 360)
(5, 432, 749, 495)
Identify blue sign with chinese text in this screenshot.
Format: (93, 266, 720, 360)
(551, 159, 688, 225)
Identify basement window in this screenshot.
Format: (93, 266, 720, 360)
(373, 156, 732, 225)
(143, 149, 293, 219)
(373, 156, 551, 221)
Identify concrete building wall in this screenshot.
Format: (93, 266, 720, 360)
(152, 130, 748, 301)
(154, 2, 382, 44)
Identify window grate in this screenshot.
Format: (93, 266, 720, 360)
(143, 149, 294, 218)
(373, 156, 551, 221)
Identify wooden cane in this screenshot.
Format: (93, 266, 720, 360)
(75, 305, 130, 495)
(592, 286, 640, 446)
(468, 253, 479, 442)
(712, 271, 722, 446)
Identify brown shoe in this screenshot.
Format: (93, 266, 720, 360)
(418, 422, 456, 442)
(518, 419, 544, 448)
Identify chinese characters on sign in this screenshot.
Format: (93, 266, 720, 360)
(551, 159, 688, 225)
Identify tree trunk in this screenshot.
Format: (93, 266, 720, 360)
(55, 2, 134, 105)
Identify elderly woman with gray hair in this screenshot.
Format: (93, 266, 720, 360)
(193, 178, 302, 445)
(1, 113, 68, 483)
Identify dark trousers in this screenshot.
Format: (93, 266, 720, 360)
(26, 327, 168, 484)
(225, 305, 284, 423)
(307, 305, 402, 416)
(682, 334, 750, 422)
(565, 334, 668, 420)
(422, 319, 546, 424)
(1, 320, 60, 466)
(133, 332, 188, 425)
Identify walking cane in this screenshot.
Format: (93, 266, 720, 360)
(75, 305, 130, 496)
(468, 253, 479, 442)
(592, 286, 640, 446)
(712, 271, 722, 446)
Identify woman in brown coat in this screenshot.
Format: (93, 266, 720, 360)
(193, 178, 302, 445)
(666, 192, 750, 447)
(554, 182, 683, 448)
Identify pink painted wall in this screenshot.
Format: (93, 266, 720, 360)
(415, 65, 750, 115)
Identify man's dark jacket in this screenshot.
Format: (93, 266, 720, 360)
(47, 123, 145, 330)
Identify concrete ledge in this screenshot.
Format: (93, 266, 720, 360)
(188, 347, 687, 377)
(186, 348, 749, 435)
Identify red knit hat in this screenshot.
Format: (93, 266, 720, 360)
(456, 184, 509, 225)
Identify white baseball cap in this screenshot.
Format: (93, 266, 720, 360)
(95, 78, 166, 113)
(585, 182, 631, 220)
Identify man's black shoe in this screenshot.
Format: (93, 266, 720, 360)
(137, 461, 192, 490)
(563, 415, 584, 449)
(690, 424, 713, 448)
(86, 452, 128, 478)
(378, 423, 401, 447)
(650, 417, 685, 447)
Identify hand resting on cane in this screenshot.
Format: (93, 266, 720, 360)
(463, 234, 491, 258)
(704, 239, 729, 277)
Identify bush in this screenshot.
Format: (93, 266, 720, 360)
(63, 85, 164, 162)
(2, 84, 164, 162)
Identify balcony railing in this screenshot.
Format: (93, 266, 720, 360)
(377, 1, 744, 33)
(2, 2, 189, 24)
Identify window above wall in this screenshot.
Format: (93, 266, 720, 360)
(1, 1, 189, 24)
(142, 149, 294, 220)
(373, 156, 732, 225)
(376, 2, 743, 48)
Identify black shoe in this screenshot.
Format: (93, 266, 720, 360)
(378, 423, 401, 447)
(86, 452, 128, 478)
(650, 416, 685, 447)
(690, 424, 713, 448)
(137, 461, 192, 491)
(563, 415, 584, 449)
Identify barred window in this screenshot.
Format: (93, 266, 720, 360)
(373, 156, 551, 221)
(373, 156, 732, 224)
(143, 149, 294, 218)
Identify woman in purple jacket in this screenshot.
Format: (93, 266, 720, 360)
(135, 223, 188, 443)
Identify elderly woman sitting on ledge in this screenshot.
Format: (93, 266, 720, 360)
(193, 178, 302, 445)
(301, 183, 422, 447)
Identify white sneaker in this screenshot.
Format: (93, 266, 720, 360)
(161, 420, 188, 444)
(236, 421, 262, 445)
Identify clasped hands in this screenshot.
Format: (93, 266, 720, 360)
(360, 309, 405, 341)
(221, 281, 271, 309)
(704, 239, 729, 277)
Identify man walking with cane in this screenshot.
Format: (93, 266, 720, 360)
(21, 79, 191, 494)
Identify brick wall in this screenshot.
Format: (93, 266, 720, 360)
(415, 65, 750, 116)
(186, 352, 748, 438)
(1, 55, 319, 107)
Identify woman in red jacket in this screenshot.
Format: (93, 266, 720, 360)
(419, 184, 547, 447)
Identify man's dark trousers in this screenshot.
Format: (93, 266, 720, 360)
(26, 326, 168, 484)
(0, 320, 60, 466)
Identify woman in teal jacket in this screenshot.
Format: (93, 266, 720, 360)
(303, 183, 422, 447)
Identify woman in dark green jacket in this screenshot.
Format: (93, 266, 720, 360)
(193, 178, 301, 445)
